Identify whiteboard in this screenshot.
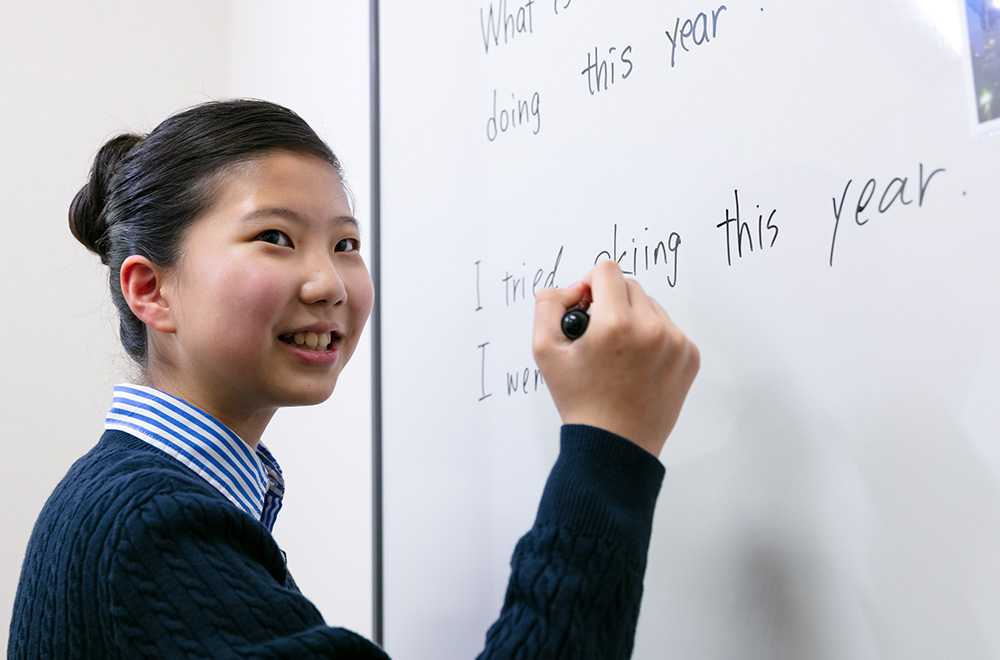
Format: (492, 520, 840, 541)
(378, 1, 1000, 658)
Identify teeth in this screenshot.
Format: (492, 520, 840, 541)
(284, 331, 333, 351)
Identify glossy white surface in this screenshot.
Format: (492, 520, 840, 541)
(379, 1, 1000, 658)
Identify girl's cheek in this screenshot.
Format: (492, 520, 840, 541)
(349, 266, 375, 318)
(235, 266, 288, 324)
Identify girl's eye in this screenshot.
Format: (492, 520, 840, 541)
(257, 229, 292, 247)
(336, 238, 361, 253)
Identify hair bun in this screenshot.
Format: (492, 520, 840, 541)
(69, 133, 143, 264)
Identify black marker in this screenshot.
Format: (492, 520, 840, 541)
(561, 303, 590, 340)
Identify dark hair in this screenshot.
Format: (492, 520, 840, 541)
(69, 99, 341, 366)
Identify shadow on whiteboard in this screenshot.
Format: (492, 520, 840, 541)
(635, 373, 1000, 659)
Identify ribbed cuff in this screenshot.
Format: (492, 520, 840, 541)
(534, 425, 665, 563)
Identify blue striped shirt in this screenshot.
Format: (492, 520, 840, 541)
(104, 383, 285, 531)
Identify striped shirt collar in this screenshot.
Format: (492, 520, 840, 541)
(105, 383, 284, 531)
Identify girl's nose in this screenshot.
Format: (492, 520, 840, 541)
(299, 256, 347, 306)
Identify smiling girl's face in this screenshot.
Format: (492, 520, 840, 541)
(143, 151, 374, 442)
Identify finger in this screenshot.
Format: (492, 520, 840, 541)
(586, 260, 631, 315)
(624, 278, 668, 321)
(535, 279, 590, 311)
(624, 278, 652, 314)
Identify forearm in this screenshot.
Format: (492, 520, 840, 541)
(478, 425, 665, 660)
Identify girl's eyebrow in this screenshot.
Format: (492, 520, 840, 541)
(242, 206, 360, 229)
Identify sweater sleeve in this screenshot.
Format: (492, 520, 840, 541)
(477, 425, 666, 660)
(105, 476, 388, 660)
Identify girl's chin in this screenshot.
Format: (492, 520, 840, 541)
(280, 378, 340, 408)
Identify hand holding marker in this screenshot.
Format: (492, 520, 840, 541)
(534, 262, 700, 457)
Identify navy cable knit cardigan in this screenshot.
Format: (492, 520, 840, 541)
(9, 424, 663, 659)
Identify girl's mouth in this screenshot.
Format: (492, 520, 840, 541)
(279, 331, 334, 351)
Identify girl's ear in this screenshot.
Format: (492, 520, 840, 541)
(120, 255, 176, 334)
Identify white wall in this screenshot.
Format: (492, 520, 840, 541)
(0, 0, 374, 648)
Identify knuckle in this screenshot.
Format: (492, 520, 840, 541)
(647, 319, 670, 345)
(685, 340, 702, 375)
(666, 332, 700, 378)
(534, 287, 559, 305)
(652, 325, 691, 363)
(601, 311, 630, 337)
(666, 326, 687, 352)
(631, 314, 668, 348)
(593, 259, 620, 277)
(625, 277, 646, 293)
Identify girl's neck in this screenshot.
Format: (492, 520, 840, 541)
(142, 372, 275, 450)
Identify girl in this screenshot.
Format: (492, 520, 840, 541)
(8, 99, 699, 659)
